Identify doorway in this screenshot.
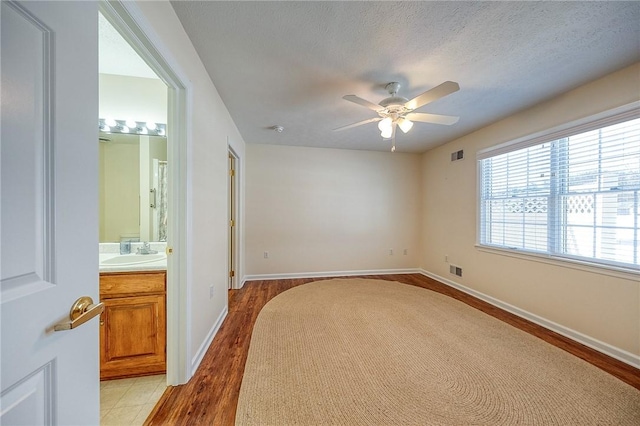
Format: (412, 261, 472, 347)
(98, 10, 170, 422)
(99, 0, 190, 390)
(228, 151, 238, 290)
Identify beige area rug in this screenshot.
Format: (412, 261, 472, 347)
(236, 278, 640, 425)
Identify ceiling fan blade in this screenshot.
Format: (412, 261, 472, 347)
(343, 95, 383, 112)
(333, 117, 382, 132)
(404, 81, 460, 111)
(405, 112, 459, 125)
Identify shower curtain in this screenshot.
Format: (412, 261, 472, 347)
(155, 160, 168, 241)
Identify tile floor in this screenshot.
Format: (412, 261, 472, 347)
(100, 374, 166, 425)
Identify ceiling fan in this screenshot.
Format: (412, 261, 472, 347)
(335, 81, 460, 151)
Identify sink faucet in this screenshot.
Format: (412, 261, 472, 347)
(137, 242, 158, 255)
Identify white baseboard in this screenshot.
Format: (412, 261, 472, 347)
(191, 306, 228, 376)
(243, 268, 421, 282)
(419, 269, 640, 369)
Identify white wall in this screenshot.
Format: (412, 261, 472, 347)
(130, 1, 246, 373)
(246, 144, 422, 276)
(99, 73, 167, 124)
(420, 63, 640, 363)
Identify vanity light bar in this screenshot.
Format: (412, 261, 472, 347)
(99, 118, 166, 137)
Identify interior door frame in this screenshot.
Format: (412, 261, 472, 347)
(228, 147, 240, 290)
(99, 1, 191, 385)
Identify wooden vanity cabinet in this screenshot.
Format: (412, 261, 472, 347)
(100, 271, 166, 380)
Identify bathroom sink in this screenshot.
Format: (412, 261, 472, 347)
(101, 253, 166, 265)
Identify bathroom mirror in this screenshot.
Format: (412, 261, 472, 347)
(99, 132, 167, 243)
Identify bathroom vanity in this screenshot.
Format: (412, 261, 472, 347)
(99, 244, 167, 380)
(100, 270, 166, 380)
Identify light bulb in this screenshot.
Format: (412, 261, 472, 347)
(126, 119, 137, 128)
(105, 117, 117, 127)
(120, 126, 130, 133)
(138, 127, 148, 135)
(377, 117, 392, 132)
(381, 127, 393, 139)
(146, 121, 157, 131)
(398, 118, 413, 133)
(157, 127, 165, 136)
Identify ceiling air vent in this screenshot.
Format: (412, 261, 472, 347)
(451, 150, 464, 162)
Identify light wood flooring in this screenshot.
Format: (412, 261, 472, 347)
(146, 274, 640, 425)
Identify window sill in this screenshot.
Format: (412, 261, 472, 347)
(475, 245, 640, 281)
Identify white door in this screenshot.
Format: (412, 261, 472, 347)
(1, 1, 100, 424)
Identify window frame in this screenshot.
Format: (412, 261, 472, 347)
(476, 101, 640, 278)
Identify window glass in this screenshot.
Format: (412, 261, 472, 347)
(479, 116, 640, 271)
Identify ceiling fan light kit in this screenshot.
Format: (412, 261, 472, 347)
(378, 117, 392, 132)
(335, 81, 460, 152)
(397, 117, 413, 133)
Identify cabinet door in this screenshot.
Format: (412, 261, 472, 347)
(100, 294, 166, 380)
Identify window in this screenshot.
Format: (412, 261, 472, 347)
(478, 108, 640, 273)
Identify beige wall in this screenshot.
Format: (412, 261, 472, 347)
(99, 74, 167, 124)
(99, 135, 166, 242)
(421, 63, 640, 359)
(246, 144, 422, 276)
(99, 141, 140, 242)
(132, 1, 246, 371)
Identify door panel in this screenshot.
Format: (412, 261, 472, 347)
(0, 0, 53, 302)
(0, 364, 52, 425)
(1, 1, 99, 424)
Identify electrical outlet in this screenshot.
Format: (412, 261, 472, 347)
(209, 285, 214, 298)
(403, 249, 408, 255)
(264, 251, 269, 259)
(389, 249, 394, 255)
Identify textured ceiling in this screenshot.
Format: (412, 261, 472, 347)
(99, 12, 159, 79)
(171, 1, 639, 153)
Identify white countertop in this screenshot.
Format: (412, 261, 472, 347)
(99, 253, 167, 273)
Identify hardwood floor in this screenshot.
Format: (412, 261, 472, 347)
(146, 274, 640, 425)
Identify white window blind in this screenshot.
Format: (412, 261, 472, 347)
(479, 114, 640, 272)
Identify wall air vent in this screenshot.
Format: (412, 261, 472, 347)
(449, 264, 463, 277)
(451, 150, 464, 162)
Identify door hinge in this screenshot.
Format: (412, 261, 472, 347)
(230, 220, 234, 227)
(230, 169, 235, 177)
(229, 270, 235, 278)
(166, 247, 173, 255)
